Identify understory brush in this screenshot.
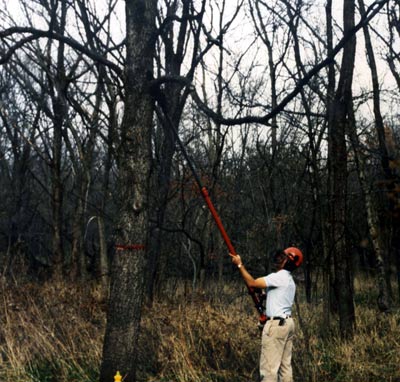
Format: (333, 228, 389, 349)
(0, 277, 399, 381)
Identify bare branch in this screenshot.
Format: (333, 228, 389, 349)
(186, 0, 390, 127)
(0, 26, 123, 77)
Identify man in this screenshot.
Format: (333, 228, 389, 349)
(230, 247, 303, 382)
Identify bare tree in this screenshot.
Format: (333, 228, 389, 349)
(147, 0, 207, 300)
(351, 0, 391, 311)
(329, 0, 357, 337)
(0, 66, 40, 277)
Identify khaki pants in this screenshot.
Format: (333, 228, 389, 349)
(259, 317, 295, 382)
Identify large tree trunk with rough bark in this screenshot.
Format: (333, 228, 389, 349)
(100, 1, 157, 381)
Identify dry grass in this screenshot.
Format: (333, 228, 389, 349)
(0, 280, 105, 382)
(0, 276, 399, 382)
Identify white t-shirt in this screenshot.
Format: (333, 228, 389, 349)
(263, 269, 295, 317)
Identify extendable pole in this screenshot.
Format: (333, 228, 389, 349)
(163, 111, 266, 324)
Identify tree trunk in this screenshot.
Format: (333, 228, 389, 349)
(356, 0, 392, 310)
(348, 124, 390, 311)
(147, 106, 180, 301)
(70, 175, 90, 281)
(323, 0, 336, 329)
(97, 216, 109, 295)
(49, 0, 68, 279)
(147, 0, 202, 301)
(96, 81, 118, 296)
(362, 0, 400, 304)
(330, 0, 356, 337)
(100, 1, 157, 381)
(51, 109, 64, 279)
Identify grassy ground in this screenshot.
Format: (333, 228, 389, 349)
(0, 276, 399, 382)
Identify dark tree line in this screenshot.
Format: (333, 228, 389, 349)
(1, 0, 400, 381)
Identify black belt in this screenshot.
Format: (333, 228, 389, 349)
(267, 316, 291, 320)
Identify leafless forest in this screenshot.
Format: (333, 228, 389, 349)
(0, 1, 399, 381)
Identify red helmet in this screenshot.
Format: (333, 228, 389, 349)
(284, 247, 303, 267)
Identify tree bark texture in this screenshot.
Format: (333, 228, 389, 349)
(100, 1, 157, 381)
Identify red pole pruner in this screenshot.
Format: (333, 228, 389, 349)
(201, 186, 267, 326)
(165, 113, 267, 327)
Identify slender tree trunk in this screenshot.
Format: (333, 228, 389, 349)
(49, 0, 68, 279)
(1, 103, 37, 277)
(147, 0, 193, 301)
(382, 126, 400, 302)
(330, 0, 356, 337)
(361, 0, 400, 303)
(70, 175, 90, 281)
(356, 0, 392, 310)
(202, 21, 227, 284)
(147, 106, 180, 301)
(96, 81, 119, 296)
(285, 0, 323, 304)
(97, 216, 109, 294)
(323, 0, 336, 329)
(386, 5, 400, 91)
(51, 109, 64, 279)
(100, 1, 157, 381)
(347, 122, 390, 311)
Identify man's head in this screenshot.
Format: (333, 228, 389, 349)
(272, 250, 288, 270)
(272, 247, 303, 272)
